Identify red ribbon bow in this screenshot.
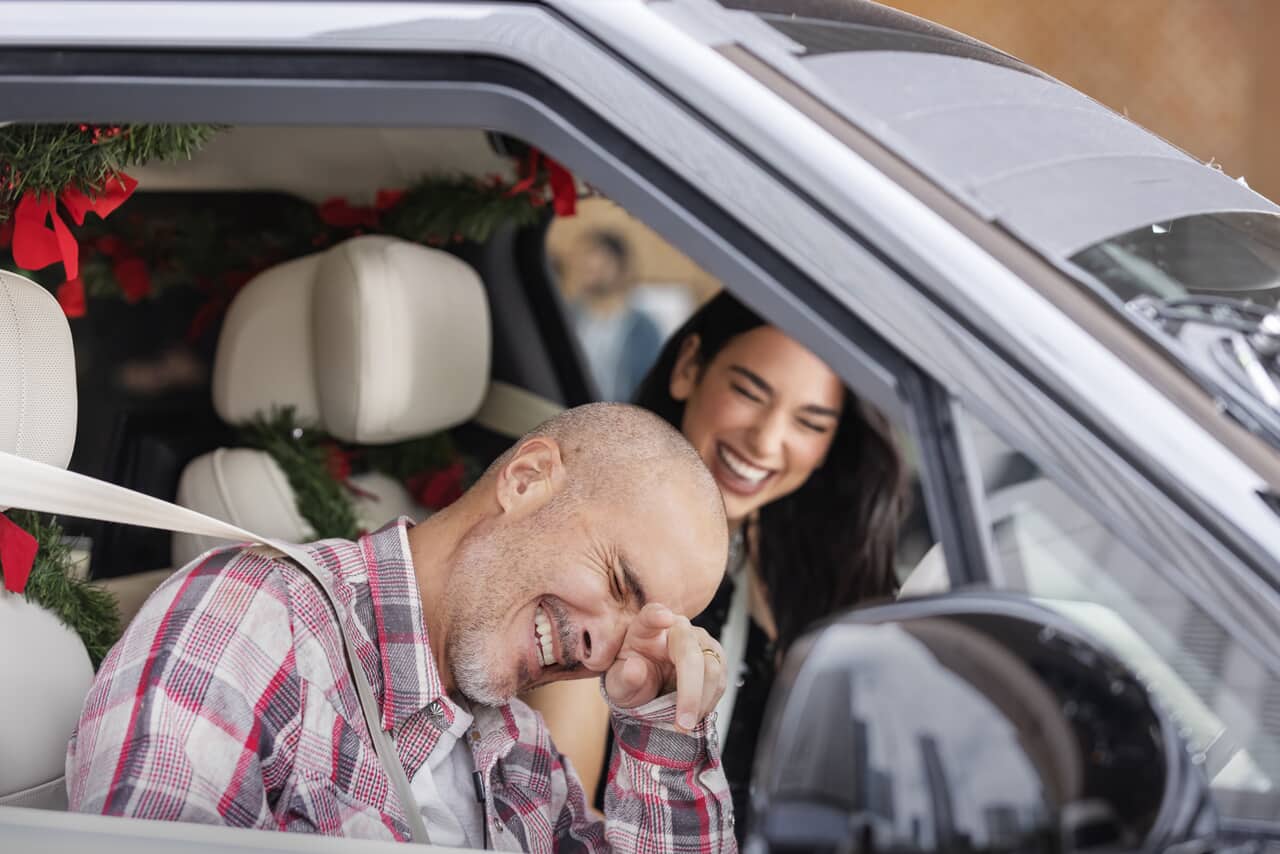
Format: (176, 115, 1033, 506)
(407, 460, 466, 511)
(507, 149, 577, 217)
(5, 174, 138, 318)
(317, 189, 406, 230)
(0, 513, 38, 595)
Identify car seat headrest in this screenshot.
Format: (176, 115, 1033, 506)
(212, 235, 491, 443)
(0, 271, 77, 475)
(0, 271, 91, 811)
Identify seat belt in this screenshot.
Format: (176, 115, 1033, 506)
(0, 450, 431, 845)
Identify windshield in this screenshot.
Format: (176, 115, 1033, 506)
(1071, 212, 1280, 306)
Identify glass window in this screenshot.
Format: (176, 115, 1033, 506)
(1071, 211, 1280, 306)
(958, 410, 1280, 822)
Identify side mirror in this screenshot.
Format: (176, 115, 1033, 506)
(746, 592, 1217, 854)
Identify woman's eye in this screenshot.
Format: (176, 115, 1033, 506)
(799, 419, 831, 434)
(731, 383, 763, 402)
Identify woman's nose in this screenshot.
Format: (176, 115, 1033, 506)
(746, 407, 788, 459)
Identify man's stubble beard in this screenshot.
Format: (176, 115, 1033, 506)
(444, 518, 538, 707)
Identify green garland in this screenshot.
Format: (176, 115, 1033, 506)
(239, 409, 363, 541)
(379, 175, 546, 245)
(240, 408, 468, 541)
(0, 123, 221, 222)
(2, 171, 554, 327)
(8, 510, 122, 668)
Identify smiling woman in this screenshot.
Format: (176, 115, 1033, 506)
(529, 291, 910, 839)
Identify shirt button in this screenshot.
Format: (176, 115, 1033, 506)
(649, 766, 661, 782)
(427, 700, 445, 720)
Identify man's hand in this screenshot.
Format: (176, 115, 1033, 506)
(604, 603, 726, 732)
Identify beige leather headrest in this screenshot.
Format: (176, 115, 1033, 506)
(0, 271, 77, 475)
(0, 271, 93, 809)
(212, 235, 491, 443)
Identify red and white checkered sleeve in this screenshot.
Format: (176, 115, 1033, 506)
(597, 693, 736, 854)
(66, 546, 302, 830)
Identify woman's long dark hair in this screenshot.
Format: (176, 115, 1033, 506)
(634, 292, 907, 652)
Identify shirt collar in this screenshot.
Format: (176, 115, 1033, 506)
(360, 517, 449, 731)
(360, 519, 521, 766)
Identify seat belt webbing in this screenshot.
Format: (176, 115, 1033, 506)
(0, 450, 430, 845)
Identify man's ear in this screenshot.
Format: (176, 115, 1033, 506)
(495, 436, 565, 516)
(669, 334, 702, 402)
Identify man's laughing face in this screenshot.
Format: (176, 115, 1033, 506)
(440, 440, 724, 707)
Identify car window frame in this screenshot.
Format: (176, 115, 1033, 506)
(0, 7, 970, 582)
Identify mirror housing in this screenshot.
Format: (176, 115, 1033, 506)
(746, 592, 1217, 854)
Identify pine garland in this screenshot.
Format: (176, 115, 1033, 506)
(380, 175, 545, 245)
(362, 431, 458, 484)
(1, 171, 556, 327)
(240, 408, 471, 541)
(0, 124, 221, 222)
(8, 510, 122, 668)
(240, 409, 362, 541)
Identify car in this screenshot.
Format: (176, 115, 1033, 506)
(1, 0, 1278, 850)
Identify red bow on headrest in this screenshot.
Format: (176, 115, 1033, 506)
(0, 513, 38, 595)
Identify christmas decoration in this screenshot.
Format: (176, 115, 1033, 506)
(3, 148, 574, 330)
(240, 408, 473, 541)
(240, 410, 363, 541)
(2, 510, 122, 668)
(0, 123, 221, 315)
(0, 513, 38, 594)
(0, 124, 217, 215)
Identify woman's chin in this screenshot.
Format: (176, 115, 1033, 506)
(723, 495, 763, 527)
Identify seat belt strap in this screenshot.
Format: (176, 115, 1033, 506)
(0, 450, 431, 845)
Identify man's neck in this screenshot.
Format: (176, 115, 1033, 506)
(405, 495, 484, 695)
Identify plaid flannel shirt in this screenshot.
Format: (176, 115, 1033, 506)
(67, 519, 735, 852)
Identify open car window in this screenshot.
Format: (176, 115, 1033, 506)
(547, 199, 716, 403)
(545, 200, 938, 586)
(0, 118, 939, 613)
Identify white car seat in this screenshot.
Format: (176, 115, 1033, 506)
(0, 271, 95, 810)
(171, 234, 491, 567)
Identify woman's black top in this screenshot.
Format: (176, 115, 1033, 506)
(593, 572, 777, 845)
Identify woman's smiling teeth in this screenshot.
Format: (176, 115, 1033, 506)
(717, 443, 771, 484)
(534, 604, 555, 668)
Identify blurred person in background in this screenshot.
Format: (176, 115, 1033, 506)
(570, 229, 663, 401)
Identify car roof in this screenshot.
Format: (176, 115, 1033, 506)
(652, 0, 1280, 259)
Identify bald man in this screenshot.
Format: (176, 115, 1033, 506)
(68, 404, 735, 852)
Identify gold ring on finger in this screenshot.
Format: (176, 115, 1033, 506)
(701, 647, 722, 664)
